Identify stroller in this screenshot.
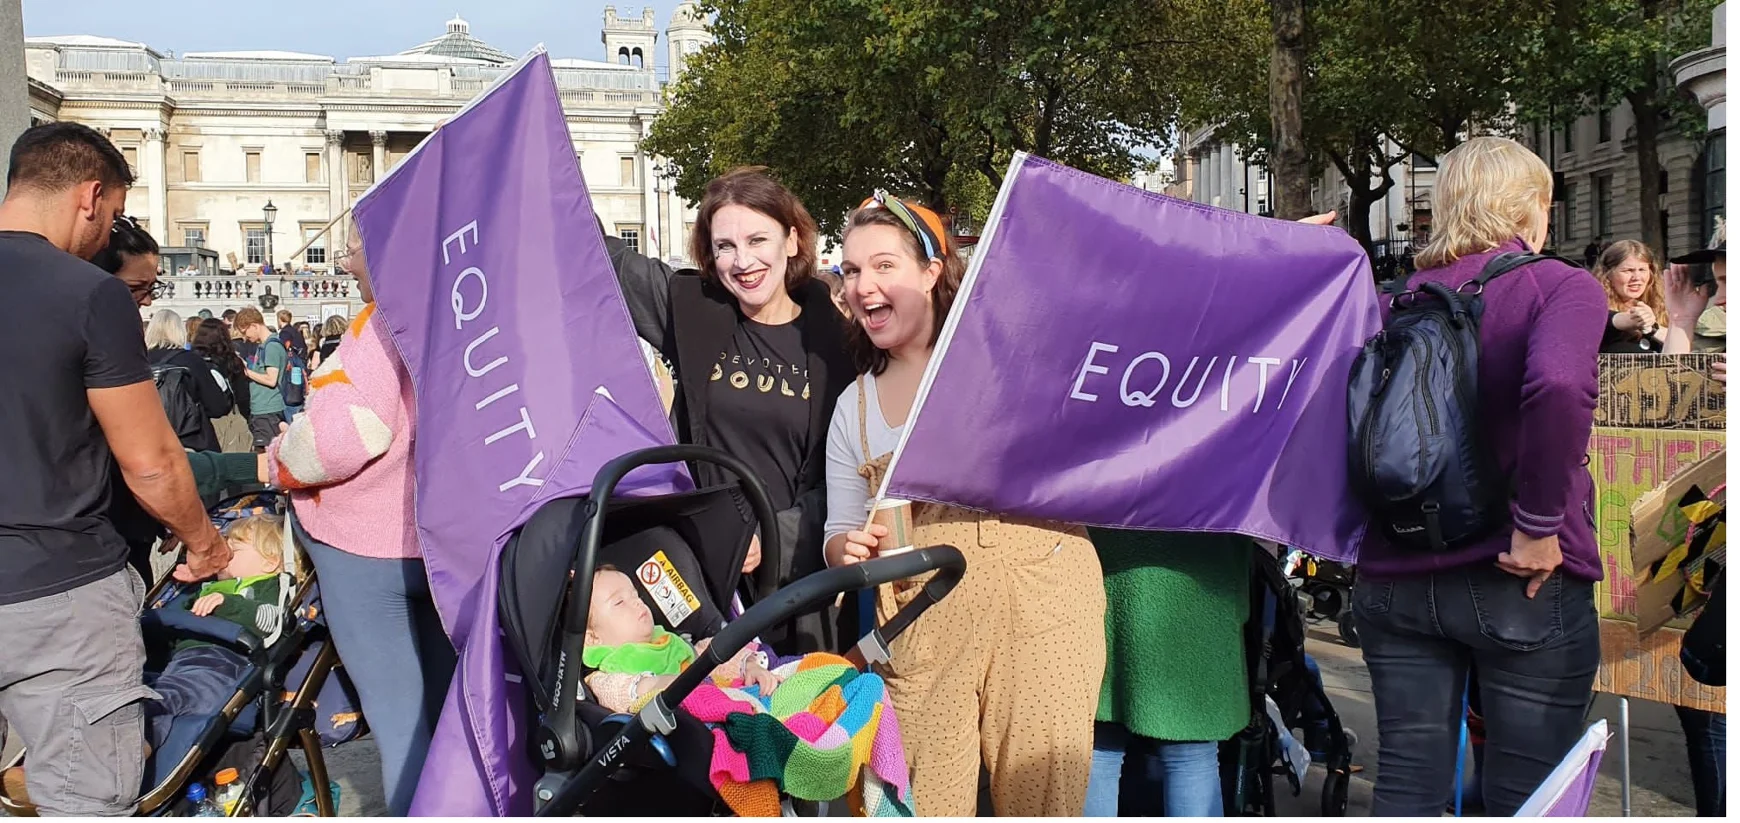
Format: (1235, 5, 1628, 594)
(497, 444, 966, 816)
(1222, 547, 1356, 817)
(0, 491, 362, 817)
(1285, 550, 1359, 648)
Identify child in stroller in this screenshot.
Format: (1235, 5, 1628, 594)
(145, 514, 290, 763)
(0, 492, 360, 818)
(8, 513, 290, 803)
(499, 444, 966, 817)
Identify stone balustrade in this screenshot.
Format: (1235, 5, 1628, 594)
(146, 274, 366, 320)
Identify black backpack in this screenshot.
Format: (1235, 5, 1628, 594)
(280, 351, 308, 407)
(152, 363, 208, 447)
(1347, 252, 1574, 551)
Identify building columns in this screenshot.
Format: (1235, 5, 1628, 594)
(326, 129, 347, 261)
(370, 130, 388, 183)
(143, 127, 168, 244)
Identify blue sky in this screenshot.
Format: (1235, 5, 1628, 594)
(22, 0, 657, 64)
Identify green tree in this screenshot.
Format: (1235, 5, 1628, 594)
(1517, 0, 1718, 258)
(645, 0, 1204, 236)
(1194, 0, 1564, 250)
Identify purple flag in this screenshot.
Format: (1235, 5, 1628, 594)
(409, 394, 688, 816)
(882, 153, 1379, 561)
(352, 51, 688, 815)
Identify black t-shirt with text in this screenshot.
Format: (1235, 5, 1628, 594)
(700, 318, 812, 512)
(0, 231, 153, 605)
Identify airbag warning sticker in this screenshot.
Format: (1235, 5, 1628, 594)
(638, 550, 700, 626)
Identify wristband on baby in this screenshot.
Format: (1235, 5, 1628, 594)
(628, 672, 653, 704)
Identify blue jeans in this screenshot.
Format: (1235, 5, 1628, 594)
(1084, 722, 1223, 816)
(1354, 565, 1599, 817)
(299, 523, 455, 816)
(1675, 705, 1726, 817)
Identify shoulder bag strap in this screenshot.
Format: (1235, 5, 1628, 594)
(856, 376, 872, 461)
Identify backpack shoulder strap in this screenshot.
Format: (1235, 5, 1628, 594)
(1471, 252, 1580, 288)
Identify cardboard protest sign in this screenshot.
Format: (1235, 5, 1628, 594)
(1629, 448, 1725, 635)
(1594, 619, 1724, 712)
(1590, 429, 1725, 623)
(1587, 354, 1725, 710)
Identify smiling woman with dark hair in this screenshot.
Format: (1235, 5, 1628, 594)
(608, 166, 856, 654)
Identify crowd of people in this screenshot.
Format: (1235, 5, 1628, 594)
(0, 119, 1726, 819)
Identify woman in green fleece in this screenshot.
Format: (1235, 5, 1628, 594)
(1082, 530, 1252, 817)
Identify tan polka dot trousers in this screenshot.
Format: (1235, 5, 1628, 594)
(864, 453, 1106, 815)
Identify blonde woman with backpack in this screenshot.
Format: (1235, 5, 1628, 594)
(1349, 137, 1605, 816)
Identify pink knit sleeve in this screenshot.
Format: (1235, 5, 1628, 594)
(264, 315, 404, 490)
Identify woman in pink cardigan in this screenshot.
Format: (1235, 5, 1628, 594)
(264, 229, 453, 816)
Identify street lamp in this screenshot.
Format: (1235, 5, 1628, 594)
(261, 200, 277, 274)
(652, 163, 669, 260)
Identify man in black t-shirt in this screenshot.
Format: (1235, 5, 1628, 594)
(0, 123, 232, 816)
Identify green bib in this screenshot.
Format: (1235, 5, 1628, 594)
(583, 627, 696, 675)
(199, 573, 277, 599)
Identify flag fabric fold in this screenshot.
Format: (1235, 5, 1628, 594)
(351, 50, 687, 815)
(882, 153, 1380, 561)
(1515, 720, 1608, 816)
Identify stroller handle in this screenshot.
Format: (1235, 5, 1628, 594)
(544, 444, 782, 776)
(579, 443, 784, 602)
(536, 545, 968, 817)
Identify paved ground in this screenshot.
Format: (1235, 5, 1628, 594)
(1283, 625, 1701, 818)
(2, 627, 1706, 817)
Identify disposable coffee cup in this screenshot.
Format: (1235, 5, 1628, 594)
(867, 498, 915, 556)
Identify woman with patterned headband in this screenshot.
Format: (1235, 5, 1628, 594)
(606, 167, 857, 654)
(822, 191, 1107, 816)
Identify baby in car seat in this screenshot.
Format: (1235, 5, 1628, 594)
(144, 514, 290, 754)
(583, 565, 783, 713)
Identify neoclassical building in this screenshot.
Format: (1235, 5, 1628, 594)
(26, 4, 710, 319)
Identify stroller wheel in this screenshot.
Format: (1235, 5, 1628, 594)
(1321, 769, 1350, 817)
(1337, 611, 1361, 648)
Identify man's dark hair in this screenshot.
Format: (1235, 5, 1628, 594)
(90, 214, 159, 274)
(6, 122, 134, 193)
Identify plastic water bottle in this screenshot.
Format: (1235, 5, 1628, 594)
(187, 782, 222, 817)
(213, 767, 243, 815)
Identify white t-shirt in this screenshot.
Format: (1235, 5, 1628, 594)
(823, 375, 905, 548)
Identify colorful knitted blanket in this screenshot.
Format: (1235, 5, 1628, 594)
(679, 653, 914, 817)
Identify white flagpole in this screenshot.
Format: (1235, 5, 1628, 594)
(873, 151, 1028, 502)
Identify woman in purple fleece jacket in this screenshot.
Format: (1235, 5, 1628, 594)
(1351, 137, 1607, 817)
